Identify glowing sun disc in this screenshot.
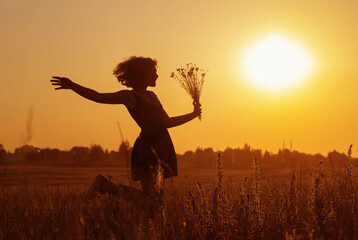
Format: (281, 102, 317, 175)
(241, 34, 314, 92)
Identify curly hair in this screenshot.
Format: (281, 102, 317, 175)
(113, 56, 158, 88)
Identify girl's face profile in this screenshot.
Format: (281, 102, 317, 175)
(143, 66, 158, 87)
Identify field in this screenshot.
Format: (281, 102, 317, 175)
(1, 155, 358, 240)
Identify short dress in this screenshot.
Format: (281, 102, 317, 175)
(127, 90, 177, 181)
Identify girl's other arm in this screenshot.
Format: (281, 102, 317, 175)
(50, 76, 135, 107)
(163, 102, 201, 128)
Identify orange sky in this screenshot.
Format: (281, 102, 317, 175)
(1, 0, 358, 156)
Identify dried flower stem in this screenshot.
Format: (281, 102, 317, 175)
(171, 63, 207, 120)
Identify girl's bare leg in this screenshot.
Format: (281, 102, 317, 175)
(85, 173, 164, 210)
(102, 180, 147, 204)
(86, 174, 145, 203)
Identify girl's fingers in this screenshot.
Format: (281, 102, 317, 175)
(55, 87, 63, 90)
(50, 81, 63, 85)
(51, 76, 70, 81)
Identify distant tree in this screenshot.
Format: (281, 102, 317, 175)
(328, 150, 347, 169)
(89, 144, 104, 162)
(182, 150, 194, 160)
(38, 148, 61, 163)
(242, 143, 250, 151)
(14, 145, 39, 164)
(263, 151, 270, 161)
(194, 147, 216, 167)
(222, 147, 235, 167)
(70, 146, 89, 162)
(108, 150, 120, 163)
(234, 145, 253, 169)
(0, 144, 6, 164)
(178, 150, 195, 167)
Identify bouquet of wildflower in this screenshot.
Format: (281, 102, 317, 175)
(171, 63, 207, 120)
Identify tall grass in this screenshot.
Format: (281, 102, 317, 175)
(1, 147, 358, 239)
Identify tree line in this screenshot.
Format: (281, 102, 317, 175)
(0, 143, 355, 169)
(0, 142, 131, 167)
(178, 143, 355, 170)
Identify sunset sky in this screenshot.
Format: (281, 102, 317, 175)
(1, 0, 358, 157)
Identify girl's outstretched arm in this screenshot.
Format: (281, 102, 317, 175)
(164, 102, 202, 128)
(50, 76, 135, 107)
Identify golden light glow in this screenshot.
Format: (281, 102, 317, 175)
(241, 34, 314, 93)
(1, 1, 358, 156)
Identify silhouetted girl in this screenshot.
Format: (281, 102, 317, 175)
(51, 56, 201, 208)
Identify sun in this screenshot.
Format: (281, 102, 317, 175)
(241, 34, 314, 93)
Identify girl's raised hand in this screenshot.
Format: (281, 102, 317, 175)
(50, 76, 74, 90)
(193, 101, 202, 118)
